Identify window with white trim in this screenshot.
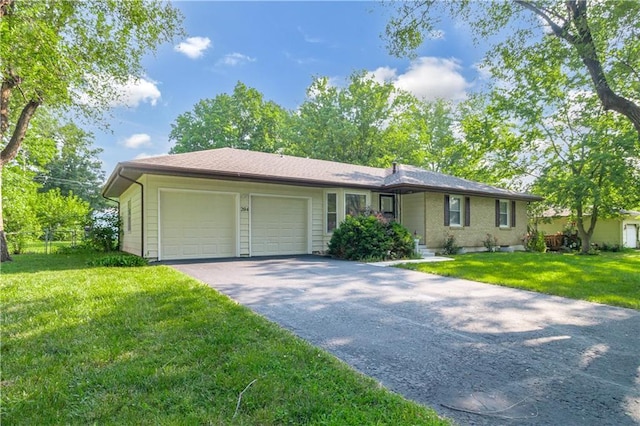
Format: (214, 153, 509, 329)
(345, 193, 366, 217)
(326, 192, 337, 233)
(449, 196, 462, 226)
(499, 200, 509, 227)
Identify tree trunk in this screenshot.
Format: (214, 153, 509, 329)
(0, 99, 41, 263)
(0, 165, 11, 262)
(516, 0, 640, 137)
(575, 203, 598, 254)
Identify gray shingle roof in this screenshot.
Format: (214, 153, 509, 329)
(103, 147, 542, 201)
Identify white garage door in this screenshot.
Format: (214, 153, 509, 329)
(251, 196, 308, 256)
(160, 191, 236, 260)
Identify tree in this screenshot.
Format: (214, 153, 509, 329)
(169, 82, 289, 154)
(455, 96, 533, 188)
(484, 28, 640, 253)
(36, 188, 90, 240)
(384, 1, 640, 137)
(39, 122, 106, 211)
(2, 165, 40, 253)
(0, 0, 184, 261)
(288, 72, 420, 167)
(531, 94, 639, 253)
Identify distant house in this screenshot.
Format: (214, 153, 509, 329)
(537, 208, 640, 249)
(102, 148, 542, 261)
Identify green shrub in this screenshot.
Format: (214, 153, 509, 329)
(88, 253, 148, 267)
(6, 232, 36, 255)
(600, 243, 621, 252)
(525, 230, 547, 252)
(328, 214, 415, 261)
(441, 233, 461, 255)
(482, 233, 499, 252)
(86, 209, 121, 252)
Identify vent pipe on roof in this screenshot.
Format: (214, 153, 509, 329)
(392, 161, 397, 174)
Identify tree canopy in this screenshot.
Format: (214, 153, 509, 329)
(39, 122, 106, 211)
(286, 73, 421, 167)
(385, 0, 640, 250)
(0, 0, 184, 261)
(384, 0, 640, 137)
(169, 82, 289, 154)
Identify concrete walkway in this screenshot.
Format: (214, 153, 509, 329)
(171, 256, 640, 425)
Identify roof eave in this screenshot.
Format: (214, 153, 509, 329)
(383, 183, 544, 201)
(103, 164, 382, 197)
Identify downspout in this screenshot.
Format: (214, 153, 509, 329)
(116, 171, 145, 258)
(102, 194, 121, 250)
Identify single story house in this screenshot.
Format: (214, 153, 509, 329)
(537, 209, 640, 249)
(102, 148, 542, 261)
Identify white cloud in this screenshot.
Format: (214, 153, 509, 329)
(74, 75, 161, 108)
(368, 66, 398, 84)
(369, 57, 471, 101)
(217, 52, 256, 67)
(111, 77, 162, 107)
(472, 62, 492, 81)
(122, 133, 152, 149)
(174, 36, 212, 59)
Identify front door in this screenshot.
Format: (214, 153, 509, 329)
(380, 194, 395, 220)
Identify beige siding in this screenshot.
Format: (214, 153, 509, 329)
(536, 217, 567, 236)
(538, 216, 630, 246)
(119, 183, 142, 256)
(401, 193, 425, 243)
(422, 193, 528, 250)
(143, 175, 326, 260)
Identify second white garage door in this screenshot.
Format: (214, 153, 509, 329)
(251, 196, 309, 256)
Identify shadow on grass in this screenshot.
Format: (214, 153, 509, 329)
(2, 260, 445, 425)
(172, 256, 640, 425)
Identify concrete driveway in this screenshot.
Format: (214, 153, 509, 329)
(171, 256, 640, 425)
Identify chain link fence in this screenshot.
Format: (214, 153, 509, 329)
(6, 228, 88, 255)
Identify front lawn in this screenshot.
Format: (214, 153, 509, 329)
(1, 253, 447, 425)
(399, 251, 640, 310)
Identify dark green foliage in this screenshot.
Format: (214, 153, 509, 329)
(525, 230, 547, 253)
(441, 233, 461, 255)
(482, 233, 499, 252)
(88, 253, 148, 267)
(328, 214, 415, 261)
(600, 243, 622, 252)
(85, 209, 121, 252)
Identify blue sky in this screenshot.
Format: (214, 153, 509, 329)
(92, 1, 491, 175)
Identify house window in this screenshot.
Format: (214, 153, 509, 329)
(380, 194, 395, 219)
(449, 196, 462, 226)
(445, 195, 467, 227)
(327, 193, 337, 233)
(345, 193, 366, 216)
(127, 199, 132, 232)
(499, 200, 509, 227)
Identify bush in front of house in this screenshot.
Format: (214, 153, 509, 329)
(525, 230, 547, 252)
(328, 214, 415, 261)
(88, 253, 148, 267)
(85, 209, 121, 252)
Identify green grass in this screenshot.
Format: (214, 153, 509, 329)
(1, 253, 448, 425)
(399, 251, 640, 310)
(8, 239, 77, 254)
